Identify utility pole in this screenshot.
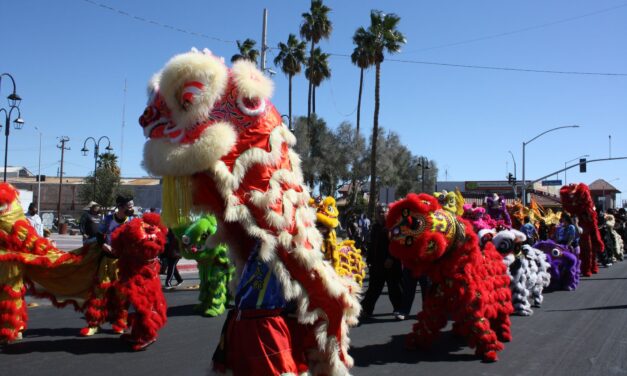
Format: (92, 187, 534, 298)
(56, 136, 70, 232)
(121, 79, 127, 176)
(260, 8, 268, 72)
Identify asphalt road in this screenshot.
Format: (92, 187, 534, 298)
(2, 260, 627, 376)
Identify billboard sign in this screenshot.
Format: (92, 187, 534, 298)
(541, 180, 562, 186)
(465, 181, 513, 191)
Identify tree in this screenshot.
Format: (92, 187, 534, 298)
(349, 26, 375, 204)
(274, 34, 307, 130)
(300, 0, 332, 123)
(364, 10, 406, 220)
(78, 153, 125, 208)
(231, 38, 260, 65)
(304, 47, 331, 114)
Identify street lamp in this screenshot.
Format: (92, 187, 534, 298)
(522, 125, 579, 206)
(564, 154, 589, 185)
(418, 157, 430, 193)
(81, 136, 113, 201)
(0, 73, 24, 182)
(34, 126, 43, 213)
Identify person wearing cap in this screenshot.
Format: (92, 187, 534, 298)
(79, 201, 102, 244)
(79, 194, 135, 337)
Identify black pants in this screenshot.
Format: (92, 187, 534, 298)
(165, 257, 183, 286)
(361, 263, 403, 315)
(399, 269, 431, 316)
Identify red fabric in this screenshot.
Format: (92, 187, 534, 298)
(225, 312, 298, 376)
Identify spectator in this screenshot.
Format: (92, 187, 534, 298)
(538, 219, 549, 241)
(520, 216, 539, 245)
(555, 212, 576, 248)
(360, 204, 403, 321)
(163, 228, 184, 289)
(25, 203, 44, 237)
(79, 201, 102, 244)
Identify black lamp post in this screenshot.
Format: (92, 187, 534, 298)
(81, 136, 113, 201)
(418, 157, 431, 193)
(0, 73, 24, 182)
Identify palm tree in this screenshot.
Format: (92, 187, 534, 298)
(274, 34, 307, 130)
(365, 10, 406, 220)
(305, 47, 331, 114)
(231, 38, 260, 65)
(98, 152, 120, 175)
(300, 0, 332, 122)
(349, 27, 375, 204)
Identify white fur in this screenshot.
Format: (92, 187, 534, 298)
(231, 59, 274, 100)
(158, 51, 228, 128)
(142, 121, 236, 176)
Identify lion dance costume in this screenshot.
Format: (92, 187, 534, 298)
(139, 49, 360, 375)
(313, 197, 366, 286)
(560, 183, 604, 276)
(386, 193, 513, 362)
(110, 213, 168, 350)
(178, 214, 234, 317)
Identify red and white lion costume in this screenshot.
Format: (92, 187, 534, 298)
(139, 49, 360, 375)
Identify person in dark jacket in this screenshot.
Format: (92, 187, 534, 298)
(360, 204, 403, 320)
(164, 228, 184, 289)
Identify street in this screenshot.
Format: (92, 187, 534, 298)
(2, 258, 627, 375)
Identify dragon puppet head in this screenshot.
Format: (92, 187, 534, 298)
(139, 48, 278, 177)
(386, 193, 465, 271)
(311, 196, 340, 229)
(433, 188, 465, 216)
(111, 213, 168, 260)
(179, 214, 218, 254)
(560, 183, 596, 219)
(0, 183, 25, 232)
(492, 229, 527, 256)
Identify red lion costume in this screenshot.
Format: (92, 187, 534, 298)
(387, 193, 513, 362)
(560, 183, 604, 276)
(111, 213, 168, 351)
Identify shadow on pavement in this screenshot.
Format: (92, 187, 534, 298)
(166, 304, 198, 317)
(351, 332, 475, 367)
(24, 327, 79, 338)
(1, 337, 133, 355)
(546, 304, 627, 312)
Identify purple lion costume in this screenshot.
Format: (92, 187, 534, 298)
(534, 240, 580, 291)
(485, 193, 512, 229)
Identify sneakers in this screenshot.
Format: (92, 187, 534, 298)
(394, 312, 406, 321)
(112, 324, 126, 334)
(79, 326, 99, 337)
(131, 338, 157, 351)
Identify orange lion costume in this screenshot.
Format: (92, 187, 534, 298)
(386, 193, 513, 362)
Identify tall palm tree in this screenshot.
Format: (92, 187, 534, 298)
(274, 34, 307, 130)
(365, 10, 406, 220)
(231, 38, 260, 65)
(300, 0, 332, 122)
(305, 47, 331, 114)
(349, 27, 375, 204)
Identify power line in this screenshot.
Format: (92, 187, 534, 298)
(80, 0, 235, 44)
(404, 2, 627, 53)
(81, 0, 627, 77)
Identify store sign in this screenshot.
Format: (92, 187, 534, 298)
(465, 181, 513, 191)
(541, 180, 562, 186)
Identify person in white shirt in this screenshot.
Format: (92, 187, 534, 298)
(25, 203, 44, 237)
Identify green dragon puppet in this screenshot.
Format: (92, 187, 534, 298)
(177, 214, 234, 317)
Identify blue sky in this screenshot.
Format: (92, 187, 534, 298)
(3, 0, 627, 200)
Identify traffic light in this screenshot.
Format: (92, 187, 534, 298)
(507, 173, 515, 184)
(579, 158, 587, 173)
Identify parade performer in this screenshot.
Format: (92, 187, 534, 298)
(534, 240, 580, 291)
(604, 212, 624, 262)
(312, 196, 366, 286)
(560, 183, 604, 277)
(433, 188, 465, 216)
(486, 193, 512, 228)
(110, 213, 168, 350)
(139, 49, 360, 375)
(79, 194, 135, 337)
(386, 193, 513, 362)
(0, 183, 101, 344)
(462, 204, 494, 232)
(177, 214, 234, 317)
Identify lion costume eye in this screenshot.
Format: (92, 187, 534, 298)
(182, 235, 190, 245)
(551, 249, 561, 257)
